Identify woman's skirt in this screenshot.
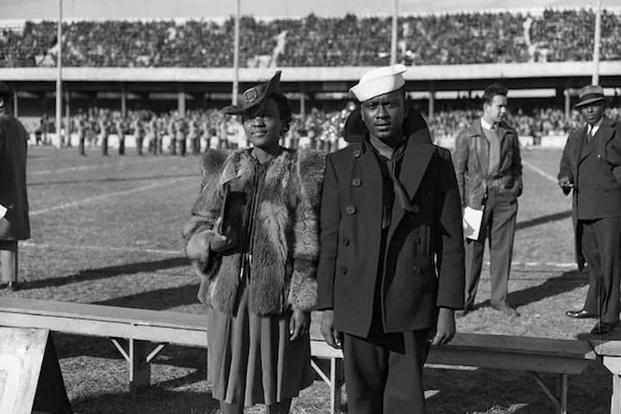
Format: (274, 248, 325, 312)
(207, 281, 314, 407)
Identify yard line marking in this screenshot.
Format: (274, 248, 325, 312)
(511, 261, 575, 269)
(22, 241, 182, 256)
(30, 177, 193, 216)
(522, 160, 557, 184)
(481, 260, 575, 269)
(30, 156, 164, 176)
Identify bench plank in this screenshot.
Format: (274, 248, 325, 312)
(0, 297, 208, 331)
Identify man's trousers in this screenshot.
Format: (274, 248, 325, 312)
(342, 328, 430, 414)
(465, 188, 518, 308)
(580, 217, 621, 324)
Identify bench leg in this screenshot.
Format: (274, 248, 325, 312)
(110, 338, 152, 392)
(329, 357, 344, 414)
(530, 371, 563, 412)
(560, 374, 567, 414)
(129, 339, 150, 393)
(612, 374, 621, 414)
(602, 356, 621, 414)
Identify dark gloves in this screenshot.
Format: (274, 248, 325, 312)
(558, 177, 574, 196)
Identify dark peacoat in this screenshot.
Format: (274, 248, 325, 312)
(0, 108, 30, 240)
(558, 116, 621, 269)
(317, 107, 465, 338)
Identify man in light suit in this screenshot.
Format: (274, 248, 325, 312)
(0, 82, 31, 291)
(559, 85, 621, 335)
(453, 83, 523, 317)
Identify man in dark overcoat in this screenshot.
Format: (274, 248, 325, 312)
(0, 82, 30, 291)
(453, 83, 523, 317)
(559, 85, 621, 335)
(317, 65, 465, 414)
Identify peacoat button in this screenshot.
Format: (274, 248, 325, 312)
(413, 265, 420, 272)
(340, 265, 348, 275)
(352, 178, 362, 187)
(342, 237, 350, 246)
(353, 148, 361, 158)
(345, 205, 357, 215)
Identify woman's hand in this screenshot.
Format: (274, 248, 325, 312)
(289, 309, 310, 341)
(209, 218, 232, 253)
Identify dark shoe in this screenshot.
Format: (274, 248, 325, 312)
(491, 302, 520, 317)
(591, 322, 616, 335)
(565, 309, 598, 319)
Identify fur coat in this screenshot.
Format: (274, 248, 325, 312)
(183, 147, 324, 315)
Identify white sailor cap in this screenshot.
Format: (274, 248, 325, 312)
(350, 64, 407, 102)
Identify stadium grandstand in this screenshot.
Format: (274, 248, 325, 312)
(1, 6, 620, 149)
(1, 9, 621, 67)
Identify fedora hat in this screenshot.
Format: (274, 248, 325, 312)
(574, 85, 606, 108)
(221, 71, 282, 115)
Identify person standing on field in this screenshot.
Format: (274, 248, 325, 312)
(453, 83, 523, 318)
(559, 85, 621, 335)
(318, 65, 465, 414)
(0, 82, 30, 291)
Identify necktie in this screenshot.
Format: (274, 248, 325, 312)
(488, 124, 501, 176)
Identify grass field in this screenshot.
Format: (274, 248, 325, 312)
(1, 145, 614, 413)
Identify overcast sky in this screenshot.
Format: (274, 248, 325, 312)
(3, 0, 621, 20)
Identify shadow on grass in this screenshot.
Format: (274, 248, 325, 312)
(29, 172, 196, 186)
(71, 389, 218, 414)
(55, 332, 207, 370)
(424, 363, 610, 414)
(25, 257, 190, 290)
(92, 283, 199, 310)
(516, 210, 572, 231)
(476, 269, 588, 309)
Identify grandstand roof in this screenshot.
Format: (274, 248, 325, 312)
(2, 62, 620, 95)
(5, 0, 621, 20)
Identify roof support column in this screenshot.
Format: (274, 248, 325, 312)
(177, 85, 186, 117)
(121, 83, 127, 118)
(13, 89, 18, 117)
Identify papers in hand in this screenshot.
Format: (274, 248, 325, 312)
(463, 206, 484, 240)
(0, 204, 6, 219)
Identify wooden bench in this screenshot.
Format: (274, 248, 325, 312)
(310, 333, 596, 414)
(590, 336, 621, 414)
(0, 297, 209, 392)
(0, 297, 598, 413)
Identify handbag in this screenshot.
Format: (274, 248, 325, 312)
(216, 182, 246, 254)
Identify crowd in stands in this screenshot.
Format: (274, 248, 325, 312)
(2, 8, 621, 68)
(32, 103, 621, 153)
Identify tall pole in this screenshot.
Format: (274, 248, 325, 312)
(390, 0, 398, 65)
(592, 0, 602, 85)
(55, 0, 63, 147)
(232, 0, 240, 105)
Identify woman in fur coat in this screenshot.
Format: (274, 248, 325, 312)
(183, 71, 324, 414)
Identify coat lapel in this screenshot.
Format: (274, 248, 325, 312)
(579, 127, 596, 163)
(572, 127, 586, 169)
(599, 117, 616, 148)
(474, 121, 489, 176)
(359, 142, 384, 217)
(387, 127, 435, 242)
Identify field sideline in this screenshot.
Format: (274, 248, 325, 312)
(1, 146, 612, 413)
